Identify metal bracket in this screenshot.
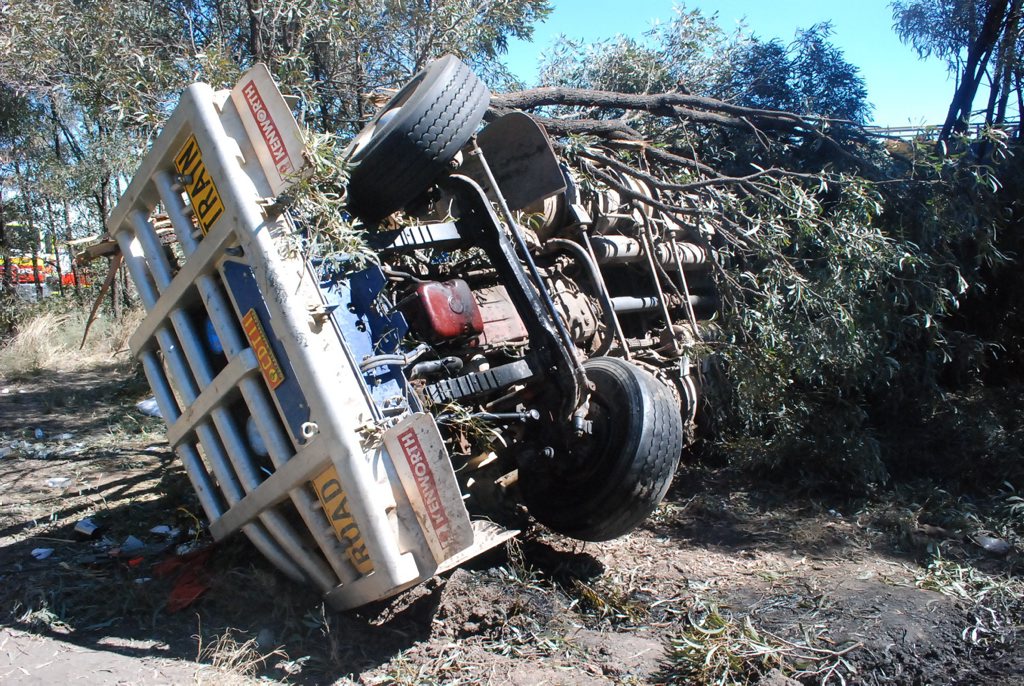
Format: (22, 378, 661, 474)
(440, 175, 585, 418)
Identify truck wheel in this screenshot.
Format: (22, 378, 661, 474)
(346, 55, 490, 223)
(521, 357, 684, 541)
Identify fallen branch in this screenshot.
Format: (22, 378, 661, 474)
(490, 86, 879, 176)
(485, 111, 643, 140)
(578, 147, 828, 194)
(491, 87, 813, 129)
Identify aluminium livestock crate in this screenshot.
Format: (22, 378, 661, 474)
(107, 65, 514, 610)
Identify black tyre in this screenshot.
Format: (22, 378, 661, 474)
(346, 55, 490, 223)
(521, 357, 684, 541)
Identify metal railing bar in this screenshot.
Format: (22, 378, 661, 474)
(128, 215, 237, 356)
(190, 88, 410, 583)
(154, 171, 359, 584)
(129, 208, 338, 592)
(116, 223, 306, 583)
(140, 351, 225, 521)
(209, 437, 330, 539)
(166, 349, 260, 447)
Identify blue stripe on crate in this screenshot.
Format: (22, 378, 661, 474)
(221, 259, 311, 446)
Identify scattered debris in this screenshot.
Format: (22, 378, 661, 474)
(154, 547, 214, 612)
(663, 598, 860, 685)
(74, 518, 101, 539)
(4, 432, 77, 455)
(150, 525, 181, 537)
(30, 548, 54, 560)
(44, 476, 72, 488)
(136, 397, 162, 418)
(1, 361, 1021, 684)
(275, 656, 310, 677)
(120, 535, 145, 553)
(972, 533, 1011, 556)
(3, 439, 56, 459)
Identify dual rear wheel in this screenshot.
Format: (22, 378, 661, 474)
(521, 357, 684, 541)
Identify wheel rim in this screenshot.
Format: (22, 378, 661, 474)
(347, 69, 427, 160)
(349, 106, 403, 158)
(560, 392, 621, 481)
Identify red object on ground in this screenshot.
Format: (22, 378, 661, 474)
(153, 546, 214, 613)
(165, 574, 210, 613)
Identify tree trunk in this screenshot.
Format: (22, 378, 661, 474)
(1016, 68, 1024, 139)
(982, 67, 1001, 126)
(119, 256, 133, 312)
(110, 259, 122, 320)
(13, 158, 44, 299)
(30, 226, 42, 300)
(62, 198, 81, 296)
(0, 192, 13, 296)
(995, 0, 1022, 125)
(45, 198, 64, 296)
(246, 0, 266, 64)
(28, 214, 41, 300)
(938, 0, 1010, 146)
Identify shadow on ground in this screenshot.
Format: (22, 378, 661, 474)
(0, 363, 152, 438)
(1, 366, 608, 682)
(1, 366, 1021, 684)
(0, 459, 936, 684)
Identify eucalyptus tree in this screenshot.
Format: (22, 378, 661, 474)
(0, 0, 550, 244)
(518, 5, 996, 486)
(892, 0, 1023, 142)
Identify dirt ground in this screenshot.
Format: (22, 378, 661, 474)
(1, 364, 1022, 685)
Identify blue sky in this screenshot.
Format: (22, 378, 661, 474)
(503, 0, 956, 128)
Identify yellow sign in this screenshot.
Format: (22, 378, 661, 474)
(241, 309, 285, 390)
(174, 134, 225, 234)
(310, 467, 374, 575)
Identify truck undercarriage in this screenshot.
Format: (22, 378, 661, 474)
(107, 56, 713, 609)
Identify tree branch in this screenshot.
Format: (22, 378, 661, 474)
(577, 147, 826, 195)
(485, 108, 643, 140)
(491, 87, 815, 130)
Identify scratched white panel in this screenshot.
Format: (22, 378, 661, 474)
(383, 413, 474, 563)
(229, 64, 307, 196)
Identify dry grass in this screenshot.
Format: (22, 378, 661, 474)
(194, 626, 288, 685)
(0, 308, 142, 378)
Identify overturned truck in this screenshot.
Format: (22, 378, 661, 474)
(108, 56, 713, 610)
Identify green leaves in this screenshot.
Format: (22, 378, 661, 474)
(0, 0, 553, 286)
(282, 129, 372, 264)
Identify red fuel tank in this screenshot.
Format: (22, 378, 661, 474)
(409, 279, 484, 341)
